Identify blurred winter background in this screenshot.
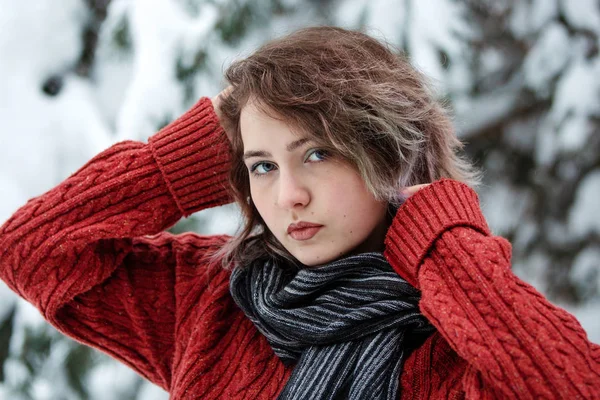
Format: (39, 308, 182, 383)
(0, 0, 598, 398)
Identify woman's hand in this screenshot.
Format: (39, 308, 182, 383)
(211, 86, 234, 142)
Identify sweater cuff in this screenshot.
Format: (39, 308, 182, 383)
(149, 97, 232, 217)
(384, 179, 490, 288)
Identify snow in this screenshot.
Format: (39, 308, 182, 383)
(92, 0, 135, 129)
(453, 81, 522, 138)
(334, 0, 370, 28)
(201, 203, 243, 235)
(569, 169, 600, 238)
(88, 360, 161, 400)
(534, 53, 600, 166)
(114, 0, 219, 142)
(135, 381, 170, 400)
(503, 114, 538, 153)
(560, 0, 600, 34)
(523, 22, 570, 94)
(480, 181, 534, 236)
(337, 0, 476, 96)
(0, 0, 86, 80)
(535, 115, 558, 166)
(0, 177, 26, 229)
(0, 0, 111, 212)
(510, 0, 558, 38)
(362, 0, 407, 45)
(570, 245, 600, 300)
(551, 57, 600, 153)
(513, 250, 550, 294)
(336, 0, 406, 46)
(511, 219, 538, 254)
(10, 302, 48, 348)
(30, 379, 55, 400)
(2, 358, 30, 393)
(408, 0, 474, 94)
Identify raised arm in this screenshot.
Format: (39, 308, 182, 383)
(384, 179, 600, 399)
(0, 97, 232, 390)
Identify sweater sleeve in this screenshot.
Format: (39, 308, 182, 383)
(384, 179, 600, 399)
(0, 97, 233, 391)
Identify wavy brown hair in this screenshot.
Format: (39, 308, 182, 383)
(212, 26, 480, 269)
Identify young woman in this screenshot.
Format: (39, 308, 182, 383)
(1, 26, 599, 399)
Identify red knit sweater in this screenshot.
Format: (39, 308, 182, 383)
(1, 98, 599, 399)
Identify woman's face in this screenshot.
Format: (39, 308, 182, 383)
(240, 102, 389, 266)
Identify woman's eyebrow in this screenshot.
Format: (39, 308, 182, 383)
(243, 137, 312, 161)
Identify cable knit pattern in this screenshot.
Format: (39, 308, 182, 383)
(385, 180, 600, 399)
(1, 97, 599, 399)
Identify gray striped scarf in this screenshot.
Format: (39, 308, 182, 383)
(229, 252, 435, 400)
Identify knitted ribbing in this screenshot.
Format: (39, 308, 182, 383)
(0, 97, 599, 399)
(149, 97, 232, 215)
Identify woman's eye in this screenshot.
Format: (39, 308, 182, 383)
(306, 149, 329, 162)
(250, 162, 276, 176)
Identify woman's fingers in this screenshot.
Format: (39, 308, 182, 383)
(211, 86, 234, 142)
(401, 183, 430, 197)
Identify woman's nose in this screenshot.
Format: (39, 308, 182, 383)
(276, 172, 310, 210)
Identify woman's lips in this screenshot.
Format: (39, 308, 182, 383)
(288, 226, 322, 241)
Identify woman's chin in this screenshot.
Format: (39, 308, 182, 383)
(290, 248, 347, 268)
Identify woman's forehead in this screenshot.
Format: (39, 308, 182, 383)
(241, 103, 313, 146)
